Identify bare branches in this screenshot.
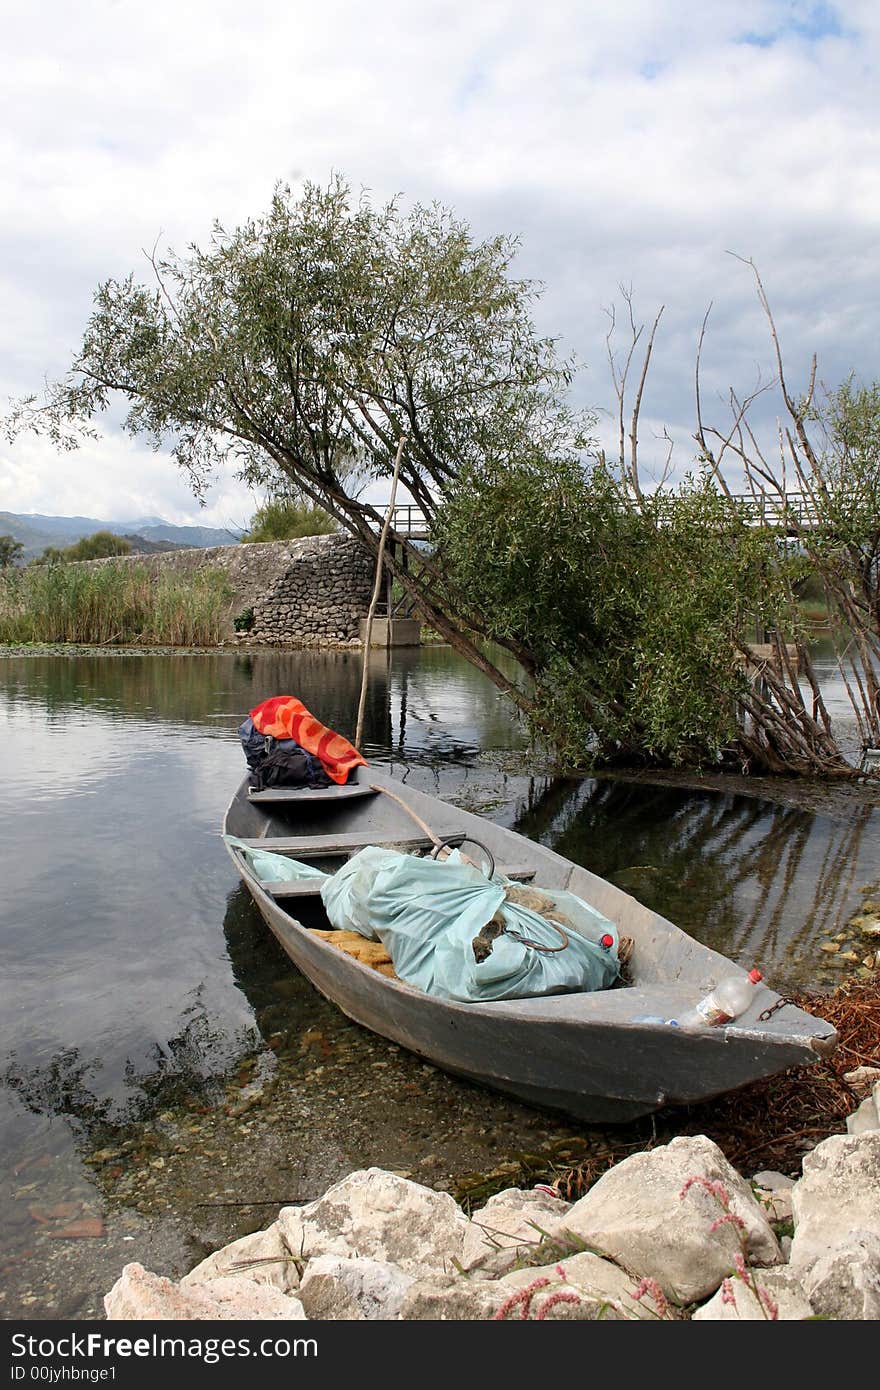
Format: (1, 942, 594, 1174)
(629, 305, 665, 500)
(616, 264, 880, 779)
(604, 287, 665, 501)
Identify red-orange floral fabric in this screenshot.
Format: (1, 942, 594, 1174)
(249, 696, 367, 785)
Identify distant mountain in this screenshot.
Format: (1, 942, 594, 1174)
(121, 534, 188, 555)
(127, 522, 244, 550)
(0, 512, 242, 561)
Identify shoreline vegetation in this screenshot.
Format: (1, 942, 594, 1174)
(0, 561, 232, 647)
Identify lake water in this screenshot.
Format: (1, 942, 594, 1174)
(1, 642, 878, 1318)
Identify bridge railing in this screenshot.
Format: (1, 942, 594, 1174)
(727, 491, 822, 529)
(383, 504, 429, 536)
(371, 492, 824, 538)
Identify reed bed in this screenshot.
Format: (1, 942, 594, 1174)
(0, 562, 233, 646)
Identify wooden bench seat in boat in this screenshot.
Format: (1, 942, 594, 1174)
(246, 783, 379, 804)
(259, 863, 538, 898)
(237, 832, 438, 856)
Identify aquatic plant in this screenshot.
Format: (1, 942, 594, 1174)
(0, 560, 232, 646)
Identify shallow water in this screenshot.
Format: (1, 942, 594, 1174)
(1, 644, 876, 1318)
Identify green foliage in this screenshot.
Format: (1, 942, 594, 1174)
(233, 606, 254, 632)
(800, 376, 880, 596)
(0, 534, 24, 568)
(65, 530, 132, 560)
(811, 376, 880, 512)
(0, 562, 232, 645)
(433, 461, 802, 768)
(34, 546, 65, 565)
(243, 497, 336, 541)
(31, 530, 132, 563)
(7, 176, 585, 522)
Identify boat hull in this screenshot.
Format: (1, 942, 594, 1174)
(224, 769, 838, 1125)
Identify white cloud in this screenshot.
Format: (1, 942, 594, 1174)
(1, 0, 878, 522)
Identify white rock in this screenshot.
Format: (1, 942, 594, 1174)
(104, 1263, 306, 1320)
(800, 1231, 880, 1320)
(561, 1135, 780, 1306)
(104, 1126, 880, 1323)
(751, 1184, 793, 1224)
(182, 1222, 300, 1293)
(398, 1273, 523, 1321)
(459, 1187, 573, 1272)
(499, 1249, 669, 1320)
(750, 1171, 794, 1192)
(843, 1066, 880, 1096)
(297, 1255, 414, 1320)
(692, 1268, 814, 1320)
(277, 1168, 470, 1274)
(750, 1173, 795, 1228)
(399, 1270, 626, 1320)
(846, 1087, 880, 1135)
(790, 1132, 880, 1273)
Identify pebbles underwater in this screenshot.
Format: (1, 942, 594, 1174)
(2, 942, 643, 1321)
(816, 879, 880, 979)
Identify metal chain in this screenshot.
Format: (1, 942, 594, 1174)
(758, 996, 794, 1021)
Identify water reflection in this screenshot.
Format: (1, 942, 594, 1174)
(0, 644, 526, 759)
(513, 777, 880, 993)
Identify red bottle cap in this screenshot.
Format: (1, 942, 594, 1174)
(600, 933, 615, 950)
(747, 968, 763, 983)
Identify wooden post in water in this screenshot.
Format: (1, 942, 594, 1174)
(354, 433, 408, 751)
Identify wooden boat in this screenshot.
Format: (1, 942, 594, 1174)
(223, 766, 839, 1124)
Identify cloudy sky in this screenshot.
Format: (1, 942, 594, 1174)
(1, 0, 877, 530)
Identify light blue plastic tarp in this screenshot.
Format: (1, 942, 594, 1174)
(226, 837, 621, 1002)
(320, 846, 621, 1002)
(225, 836, 329, 884)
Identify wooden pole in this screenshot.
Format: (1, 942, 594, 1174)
(354, 433, 408, 751)
(368, 783, 444, 849)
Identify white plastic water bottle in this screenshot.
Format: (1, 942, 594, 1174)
(675, 968, 763, 1030)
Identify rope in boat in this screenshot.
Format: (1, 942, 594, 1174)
(370, 783, 570, 954)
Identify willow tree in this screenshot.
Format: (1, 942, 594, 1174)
(5, 176, 588, 715)
(433, 268, 876, 779)
(8, 182, 873, 775)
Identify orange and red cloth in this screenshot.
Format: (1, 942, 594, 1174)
(249, 696, 367, 785)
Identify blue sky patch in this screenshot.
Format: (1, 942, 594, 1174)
(737, 2, 846, 48)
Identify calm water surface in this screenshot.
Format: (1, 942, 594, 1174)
(1, 643, 877, 1317)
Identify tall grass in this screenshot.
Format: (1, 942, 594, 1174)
(0, 562, 233, 646)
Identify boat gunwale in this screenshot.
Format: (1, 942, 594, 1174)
(222, 779, 837, 1053)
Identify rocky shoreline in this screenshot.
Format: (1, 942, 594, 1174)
(104, 1076, 880, 1322)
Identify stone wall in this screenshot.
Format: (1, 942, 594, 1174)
(89, 533, 376, 646)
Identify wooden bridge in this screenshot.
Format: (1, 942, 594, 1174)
(368, 490, 832, 642)
(386, 503, 429, 538)
(382, 491, 826, 539)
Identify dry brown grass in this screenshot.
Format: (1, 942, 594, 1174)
(551, 978, 879, 1198)
(679, 977, 879, 1175)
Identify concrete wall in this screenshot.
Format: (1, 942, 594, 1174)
(90, 533, 377, 646)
